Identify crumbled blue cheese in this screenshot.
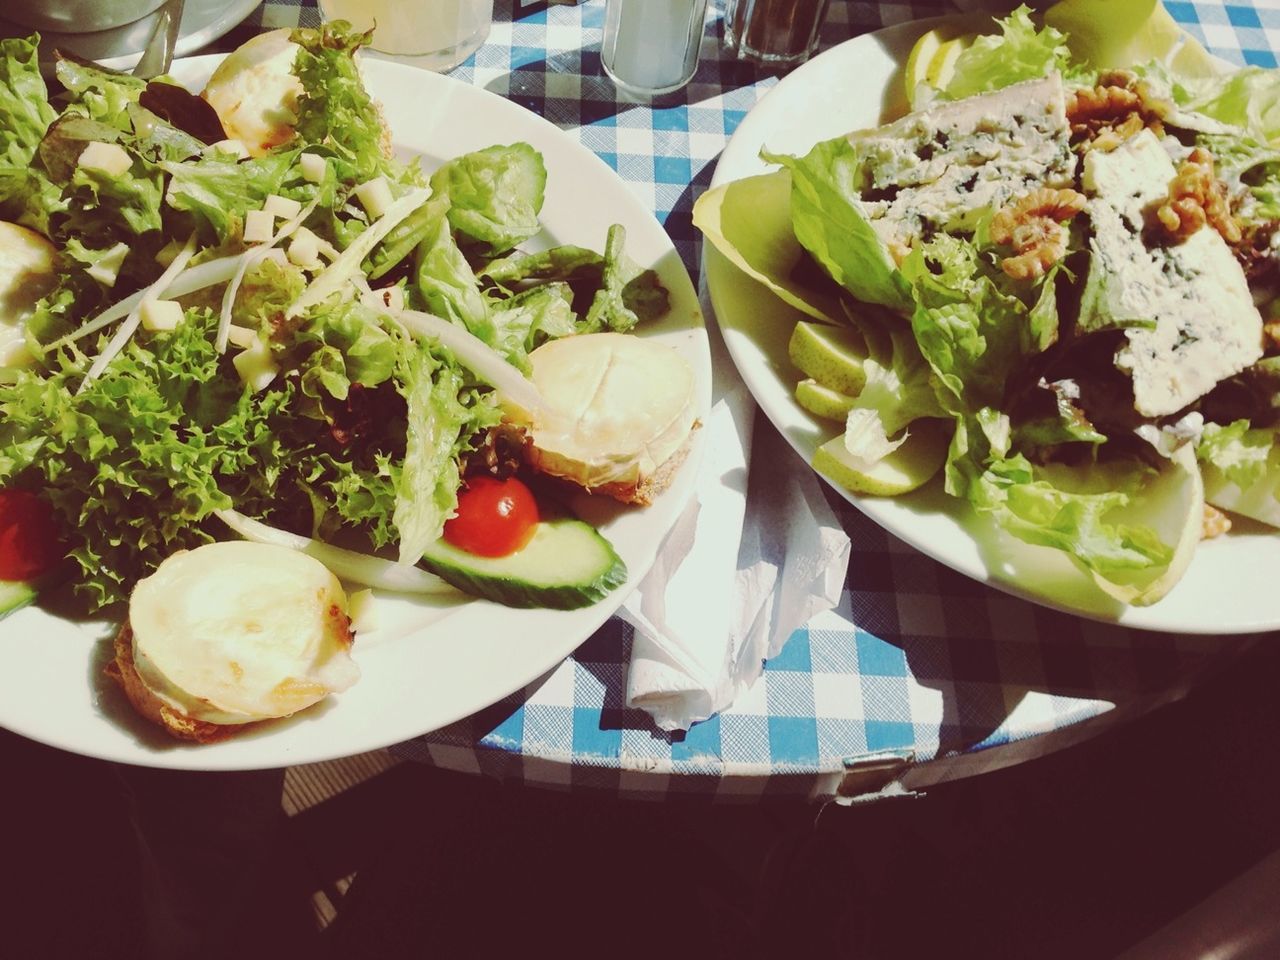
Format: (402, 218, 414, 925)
(1079, 129, 1262, 418)
(848, 74, 1076, 254)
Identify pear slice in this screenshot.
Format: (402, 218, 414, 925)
(520, 332, 697, 505)
(795, 378, 856, 422)
(201, 29, 304, 156)
(788, 320, 872, 396)
(813, 418, 949, 497)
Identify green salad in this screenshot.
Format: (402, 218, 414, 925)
(0, 23, 671, 612)
(696, 0, 1280, 606)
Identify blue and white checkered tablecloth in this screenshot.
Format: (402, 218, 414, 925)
(211, 1, 1278, 799)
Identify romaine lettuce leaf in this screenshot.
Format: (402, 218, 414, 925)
(762, 140, 912, 313)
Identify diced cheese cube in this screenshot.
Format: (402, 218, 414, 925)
(140, 299, 184, 332)
(353, 177, 393, 219)
(287, 227, 321, 268)
(85, 242, 131, 288)
(77, 141, 132, 178)
(264, 194, 303, 221)
(243, 209, 275, 244)
(300, 152, 326, 183)
(154, 237, 184, 267)
(232, 340, 279, 392)
(348, 588, 377, 633)
(225, 325, 257, 349)
(204, 138, 250, 160)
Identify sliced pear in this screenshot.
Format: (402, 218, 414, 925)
(903, 21, 982, 109)
(788, 319, 871, 396)
(520, 332, 697, 504)
(813, 418, 949, 497)
(796, 378, 856, 422)
(1079, 443, 1204, 606)
(0, 221, 57, 369)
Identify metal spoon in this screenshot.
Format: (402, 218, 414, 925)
(131, 0, 186, 79)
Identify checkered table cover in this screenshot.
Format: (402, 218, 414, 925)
(222, 1, 1279, 798)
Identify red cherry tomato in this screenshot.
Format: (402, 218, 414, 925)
(0, 489, 63, 582)
(443, 476, 540, 558)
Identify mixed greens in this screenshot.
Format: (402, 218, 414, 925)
(697, 0, 1280, 606)
(0, 23, 669, 611)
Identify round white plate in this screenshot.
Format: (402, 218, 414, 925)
(0, 55, 710, 769)
(0, 0, 260, 69)
(707, 18, 1280, 634)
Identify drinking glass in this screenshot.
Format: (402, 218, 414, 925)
(722, 0, 832, 69)
(318, 0, 494, 73)
(601, 0, 710, 97)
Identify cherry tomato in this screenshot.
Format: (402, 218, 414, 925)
(0, 489, 63, 582)
(443, 476, 540, 558)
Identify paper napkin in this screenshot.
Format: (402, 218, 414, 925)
(620, 363, 852, 732)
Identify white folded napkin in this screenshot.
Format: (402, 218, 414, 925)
(620, 336, 852, 732)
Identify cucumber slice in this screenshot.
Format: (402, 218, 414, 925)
(419, 518, 627, 610)
(0, 579, 37, 620)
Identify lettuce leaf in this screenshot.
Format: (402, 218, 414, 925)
(290, 21, 417, 185)
(1197, 419, 1275, 491)
(762, 140, 912, 313)
(429, 143, 546, 255)
(0, 36, 56, 167)
(943, 5, 1072, 99)
(162, 150, 298, 243)
(1178, 67, 1280, 145)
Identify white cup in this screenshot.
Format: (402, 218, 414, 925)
(318, 0, 495, 73)
(7, 0, 166, 33)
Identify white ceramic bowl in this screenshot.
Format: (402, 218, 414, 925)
(7, 0, 167, 33)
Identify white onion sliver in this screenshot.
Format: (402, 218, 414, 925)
(393, 307, 545, 416)
(78, 235, 198, 391)
(286, 187, 432, 320)
(52, 254, 244, 349)
(214, 508, 459, 595)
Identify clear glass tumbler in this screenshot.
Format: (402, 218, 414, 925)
(601, 0, 711, 97)
(318, 0, 494, 73)
(722, 0, 832, 69)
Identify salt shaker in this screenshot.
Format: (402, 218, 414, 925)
(723, 0, 832, 69)
(601, 0, 710, 97)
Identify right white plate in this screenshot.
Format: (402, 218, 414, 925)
(707, 17, 1280, 634)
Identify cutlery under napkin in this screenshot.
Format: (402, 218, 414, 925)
(620, 332, 852, 733)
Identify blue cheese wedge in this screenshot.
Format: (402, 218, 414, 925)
(848, 74, 1076, 257)
(1078, 129, 1263, 418)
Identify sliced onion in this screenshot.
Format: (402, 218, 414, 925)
(393, 307, 545, 416)
(286, 187, 432, 320)
(78, 234, 198, 392)
(215, 508, 459, 595)
(52, 254, 245, 349)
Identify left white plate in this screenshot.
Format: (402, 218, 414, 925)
(0, 0, 261, 69)
(0, 54, 711, 770)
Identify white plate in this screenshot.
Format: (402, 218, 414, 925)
(0, 0, 260, 69)
(0, 55, 710, 769)
(707, 18, 1280, 634)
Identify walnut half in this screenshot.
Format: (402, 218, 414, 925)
(1155, 147, 1242, 245)
(990, 187, 1088, 280)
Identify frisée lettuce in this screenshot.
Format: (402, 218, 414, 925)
(0, 23, 673, 611)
